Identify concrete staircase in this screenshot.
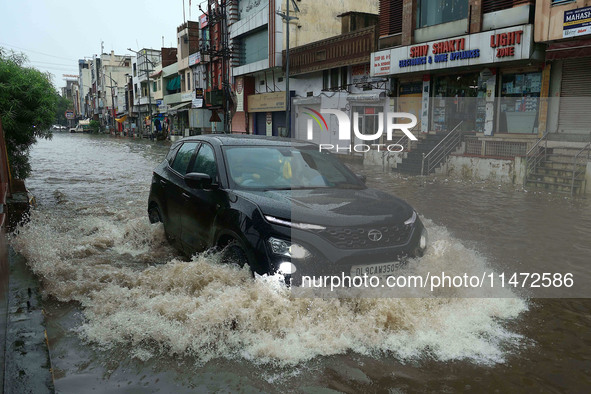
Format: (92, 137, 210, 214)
(393, 133, 447, 175)
(525, 146, 589, 195)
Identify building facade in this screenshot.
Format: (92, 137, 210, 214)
(535, 0, 591, 142)
(371, 0, 544, 157)
(228, 0, 381, 135)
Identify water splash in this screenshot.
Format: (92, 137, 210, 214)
(11, 203, 528, 366)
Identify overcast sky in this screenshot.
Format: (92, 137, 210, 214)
(0, 0, 207, 90)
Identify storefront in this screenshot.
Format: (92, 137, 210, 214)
(371, 24, 543, 136)
(546, 39, 591, 136)
(248, 91, 292, 137)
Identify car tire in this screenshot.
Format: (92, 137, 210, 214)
(149, 205, 174, 244)
(148, 205, 162, 224)
(220, 240, 251, 271)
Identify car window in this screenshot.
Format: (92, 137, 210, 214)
(223, 146, 363, 190)
(170, 142, 199, 175)
(166, 143, 182, 165)
(190, 143, 218, 182)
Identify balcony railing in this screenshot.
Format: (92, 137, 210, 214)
(284, 26, 377, 75)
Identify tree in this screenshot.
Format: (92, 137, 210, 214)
(55, 95, 73, 126)
(0, 48, 59, 179)
(89, 119, 101, 133)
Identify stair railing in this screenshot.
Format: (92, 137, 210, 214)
(391, 118, 421, 152)
(523, 132, 548, 188)
(570, 134, 591, 196)
(420, 121, 463, 176)
(383, 119, 420, 167)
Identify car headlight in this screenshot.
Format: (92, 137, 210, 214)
(268, 237, 311, 259)
(404, 211, 417, 226)
(264, 215, 326, 231)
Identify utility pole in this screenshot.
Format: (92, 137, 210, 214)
(128, 48, 155, 138)
(144, 51, 153, 138)
(205, 0, 233, 133)
(110, 72, 116, 132)
(277, 1, 299, 138)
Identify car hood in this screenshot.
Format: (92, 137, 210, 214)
(232, 188, 414, 227)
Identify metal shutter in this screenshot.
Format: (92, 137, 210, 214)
(558, 57, 591, 133)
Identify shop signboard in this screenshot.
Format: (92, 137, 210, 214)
(199, 13, 208, 28)
(370, 25, 533, 76)
(189, 52, 201, 66)
(235, 77, 245, 112)
(372, 51, 391, 77)
(181, 92, 194, 102)
(563, 6, 591, 38)
(248, 92, 286, 112)
(265, 112, 272, 136)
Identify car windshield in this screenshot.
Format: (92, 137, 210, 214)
(223, 145, 364, 190)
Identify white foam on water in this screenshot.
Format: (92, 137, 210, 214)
(12, 205, 528, 367)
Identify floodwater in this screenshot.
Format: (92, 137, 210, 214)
(11, 133, 591, 392)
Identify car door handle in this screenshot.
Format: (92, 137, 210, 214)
(182, 192, 191, 200)
(160, 179, 167, 186)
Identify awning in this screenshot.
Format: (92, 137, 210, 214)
(168, 102, 191, 114)
(166, 76, 181, 91)
(346, 92, 386, 102)
(115, 115, 127, 123)
(169, 102, 191, 111)
(150, 70, 162, 78)
(546, 38, 591, 60)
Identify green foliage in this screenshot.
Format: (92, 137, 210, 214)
(55, 95, 73, 126)
(0, 48, 59, 179)
(89, 119, 101, 133)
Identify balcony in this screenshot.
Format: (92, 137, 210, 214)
(283, 26, 377, 76)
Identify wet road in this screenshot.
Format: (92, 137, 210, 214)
(11, 133, 591, 392)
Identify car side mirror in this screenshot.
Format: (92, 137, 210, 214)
(357, 174, 367, 183)
(185, 172, 216, 189)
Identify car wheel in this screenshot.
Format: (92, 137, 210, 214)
(148, 205, 162, 224)
(220, 240, 250, 270)
(149, 205, 174, 244)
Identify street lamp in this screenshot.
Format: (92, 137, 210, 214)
(128, 48, 156, 138)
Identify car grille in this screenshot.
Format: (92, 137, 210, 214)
(317, 224, 413, 249)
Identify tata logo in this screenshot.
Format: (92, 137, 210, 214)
(304, 108, 418, 142)
(367, 229, 383, 242)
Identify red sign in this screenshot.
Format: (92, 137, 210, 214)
(490, 30, 523, 58)
(199, 14, 208, 28)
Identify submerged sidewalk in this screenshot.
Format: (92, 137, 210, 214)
(2, 243, 54, 393)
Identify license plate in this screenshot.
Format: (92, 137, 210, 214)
(350, 262, 402, 277)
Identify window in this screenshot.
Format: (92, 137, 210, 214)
(323, 67, 348, 91)
(353, 106, 381, 136)
(153, 81, 157, 92)
(417, 0, 468, 28)
(187, 71, 191, 91)
(238, 27, 268, 66)
(190, 144, 218, 182)
(171, 142, 199, 175)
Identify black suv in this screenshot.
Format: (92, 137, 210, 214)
(148, 135, 427, 285)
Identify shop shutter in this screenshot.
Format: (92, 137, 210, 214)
(558, 57, 591, 133)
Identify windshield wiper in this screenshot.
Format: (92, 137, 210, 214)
(263, 186, 329, 191)
(333, 183, 364, 189)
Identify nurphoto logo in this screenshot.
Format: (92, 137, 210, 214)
(303, 108, 418, 152)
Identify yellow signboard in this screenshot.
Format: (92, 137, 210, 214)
(247, 92, 286, 112)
